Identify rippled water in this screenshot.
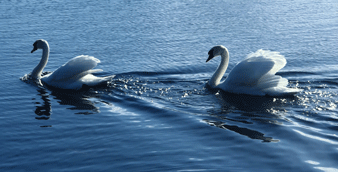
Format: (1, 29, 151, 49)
(1, 0, 338, 171)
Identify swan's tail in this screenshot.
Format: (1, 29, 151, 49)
(258, 74, 303, 96)
(263, 87, 303, 96)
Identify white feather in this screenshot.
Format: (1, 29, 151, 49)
(207, 46, 302, 96)
(30, 40, 114, 90)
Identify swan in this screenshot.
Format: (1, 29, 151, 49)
(29, 39, 114, 90)
(206, 45, 302, 96)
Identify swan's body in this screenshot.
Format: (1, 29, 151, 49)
(29, 39, 114, 90)
(206, 45, 302, 96)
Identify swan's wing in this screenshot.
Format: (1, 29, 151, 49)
(218, 49, 301, 96)
(247, 49, 286, 75)
(47, 55, 101, 81)
(224, 49, 286, 87)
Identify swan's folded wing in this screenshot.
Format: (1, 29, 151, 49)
(47, 55, 101, 81)
(224, 49, 286, 87)
(247, 49, 286, 75)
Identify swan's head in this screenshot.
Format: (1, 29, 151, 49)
(206, 45, 228, 62)
(31, 39, 49, 53)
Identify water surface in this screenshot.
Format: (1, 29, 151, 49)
(1, 0, 338, 171)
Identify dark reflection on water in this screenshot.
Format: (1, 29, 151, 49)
(33, 87, 103, 121)
(204, 90, 298, 142)
(50, 89, 100, 114)
(204, 120, 279, 142)
(217, 90, 296, 112)
(34, 89, 51, 120)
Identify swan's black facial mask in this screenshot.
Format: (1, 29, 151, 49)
(31, 42, 38, 53)
(206, 49, 214, 62)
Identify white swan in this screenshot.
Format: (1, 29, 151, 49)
(29, 39, 114, 90)
(206, 45, 302, 96)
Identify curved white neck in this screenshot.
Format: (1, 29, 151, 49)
(209, 49, 229, 88)
(31, 43, 49, 79)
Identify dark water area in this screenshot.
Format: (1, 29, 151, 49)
(1, 0, 338, 171)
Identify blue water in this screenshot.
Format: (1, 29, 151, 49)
(1, 0, 338, 171)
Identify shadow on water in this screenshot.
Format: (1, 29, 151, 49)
(50, 89, 100, 114)
(204, 119, 278, 142)
(217, 90, 283, 112)
(33, 88, 103, 121)
(207, 86, 297, 114)
(204, 88, 298, 142)
(34, 89, 52, 120)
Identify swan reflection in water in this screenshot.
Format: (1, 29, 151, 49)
(33, 88, 101, 121)
(34, 89, 52, 120)
(205, 90, 297, 142)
